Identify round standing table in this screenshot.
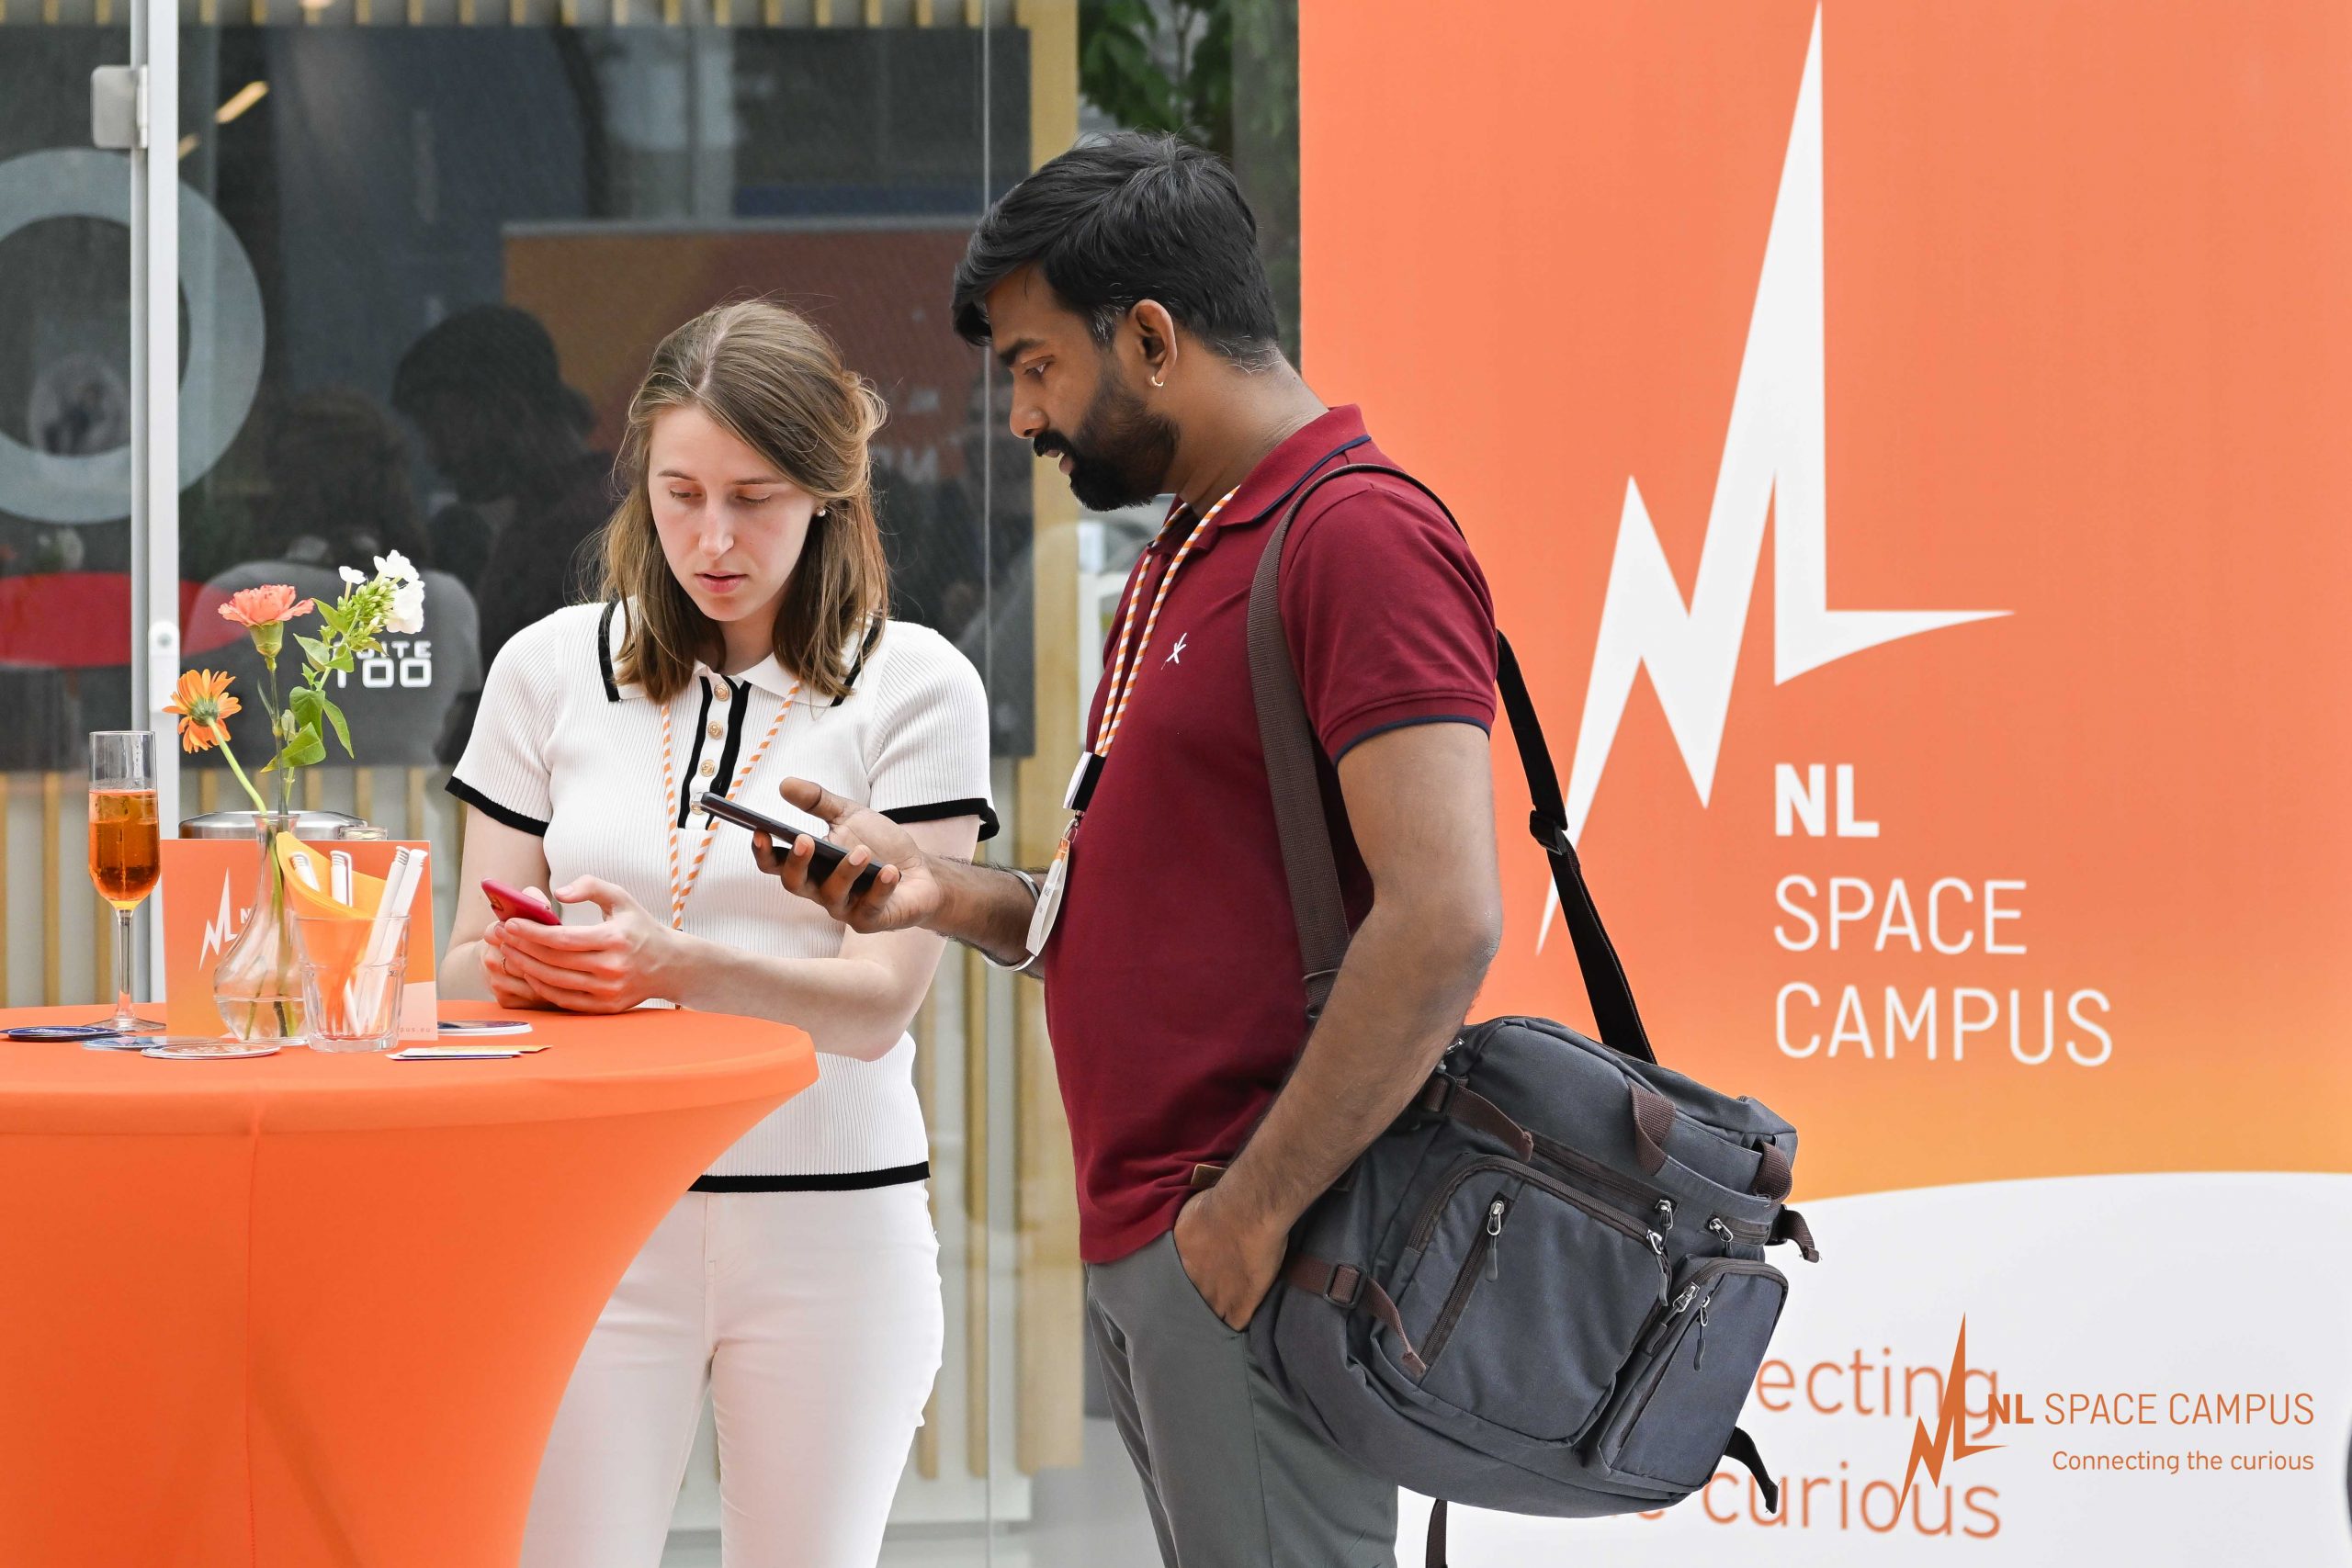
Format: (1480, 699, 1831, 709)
(0, 1001, 816, 1567)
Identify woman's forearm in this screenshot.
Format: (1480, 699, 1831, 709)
(660, 932, 936, 1060)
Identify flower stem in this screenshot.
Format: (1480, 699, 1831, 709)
(212, 724, 272, 814)
(263, 655, 297, 817)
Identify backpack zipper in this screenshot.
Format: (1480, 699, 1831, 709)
(1408, 1157, 1650, 1254)
(1527, 1131, 1663, 1215)
(1418, 1195, 1510, 1371)
(1615, 1258, 1788, 1438)
(1529, 1129, 1776, 1247)
(1580, 1259, 1796, 1457)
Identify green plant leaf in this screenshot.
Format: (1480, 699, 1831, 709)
(295, 632, 333, 669)
(281, 728, 326, 770)
(319, 695, 354, 759)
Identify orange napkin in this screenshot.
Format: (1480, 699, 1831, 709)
(276, 837, 387, 993)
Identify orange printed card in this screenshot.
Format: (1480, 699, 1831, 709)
(158, 839, 437, 1039)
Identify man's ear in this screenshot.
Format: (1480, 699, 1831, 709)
(1129, 299, 1181, 389)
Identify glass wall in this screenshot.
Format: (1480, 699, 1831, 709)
(0, 0, 1297, 1559)
(0, 19, 141, 1010)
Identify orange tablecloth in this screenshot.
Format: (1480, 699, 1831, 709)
(0, 1001, 816, 1568)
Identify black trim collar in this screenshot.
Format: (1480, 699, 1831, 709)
(598, 600, 623, 703)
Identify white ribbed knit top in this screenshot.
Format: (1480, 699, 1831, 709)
(450, 601, 994, 1182)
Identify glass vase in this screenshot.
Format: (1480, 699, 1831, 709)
(211, 811, 307, 1043)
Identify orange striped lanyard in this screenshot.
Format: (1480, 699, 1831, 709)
(659, 676, 798, 930)
(1066, 487, 1238, 813)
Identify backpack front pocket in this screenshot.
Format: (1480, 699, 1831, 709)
(1386, 1159, 1668, 1444)
(1592, 1258, 1788, 1490)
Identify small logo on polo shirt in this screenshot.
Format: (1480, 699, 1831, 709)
(1165, 633, 1188, 666)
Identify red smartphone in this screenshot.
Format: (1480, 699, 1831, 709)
(481, 879, 560, 925)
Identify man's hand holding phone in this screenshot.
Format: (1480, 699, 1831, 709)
(751, 778, 943, 934)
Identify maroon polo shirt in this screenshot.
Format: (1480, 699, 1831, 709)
(1039, 406, 1498, 1264)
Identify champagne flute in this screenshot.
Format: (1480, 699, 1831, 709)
(88, 730, 164, 1032)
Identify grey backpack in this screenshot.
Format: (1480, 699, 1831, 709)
(1239, 467, 1819, 1565)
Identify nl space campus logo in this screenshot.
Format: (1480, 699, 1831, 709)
(1549, 6, 2000, 944)
(1539, 11, 2119, 1076)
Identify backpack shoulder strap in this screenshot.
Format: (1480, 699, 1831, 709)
(1245, 462, 1657, 1063)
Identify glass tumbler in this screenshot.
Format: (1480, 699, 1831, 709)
(296, 913, 410, 1053)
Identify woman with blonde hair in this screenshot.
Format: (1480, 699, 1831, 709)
(445, 299, 990, 1566)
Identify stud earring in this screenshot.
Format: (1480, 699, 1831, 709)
(816, 506, 829, 517)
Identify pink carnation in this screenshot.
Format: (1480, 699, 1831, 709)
(217, 583, 315, 629)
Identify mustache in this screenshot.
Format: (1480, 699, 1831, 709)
(1032, 434, 1069, 460)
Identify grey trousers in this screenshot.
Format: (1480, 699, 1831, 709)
(1085, 1229, 1398, 1568)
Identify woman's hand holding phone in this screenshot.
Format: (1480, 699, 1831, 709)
(753, 778, 940, 934)
(478, 882, 563, 1010)
(478, 923, 556, 1010)
(492, 875, 682, 1013)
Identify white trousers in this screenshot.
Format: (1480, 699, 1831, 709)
(520, 1184, 943, 1568)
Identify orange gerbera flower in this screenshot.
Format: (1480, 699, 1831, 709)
(217, 584, 315, 628)
(164, 670, 243, 753)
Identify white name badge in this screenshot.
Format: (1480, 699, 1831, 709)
(1064, 751, 1104, 813)
(1024, 833, 1073, 956)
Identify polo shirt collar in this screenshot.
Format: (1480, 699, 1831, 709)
(1153, 405, 1374, 554)
(596, 598, 804, 705)
(694, 653, 797, 702)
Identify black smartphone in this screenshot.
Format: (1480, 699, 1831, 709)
(696, 791, 882, 898)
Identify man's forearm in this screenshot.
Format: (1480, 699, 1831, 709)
(929, 855, 1042, 967)
(1211, 896, 1500, 1235)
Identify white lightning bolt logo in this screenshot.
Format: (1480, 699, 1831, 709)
(1546, 7, 2006, 944)
(199, 874, 247, 967)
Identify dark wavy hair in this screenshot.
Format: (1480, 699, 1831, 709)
(951, 132, 1283, 369)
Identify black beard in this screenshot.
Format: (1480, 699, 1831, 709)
(1039, 364, 1176, 512)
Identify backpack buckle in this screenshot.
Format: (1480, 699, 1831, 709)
(1416, 1074, 1459, 1118)
(1528, 810, 1572, 857)
(1321, 1264, 1365, 1307)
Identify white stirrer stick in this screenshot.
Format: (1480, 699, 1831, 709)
(347, 847, 425, 1031)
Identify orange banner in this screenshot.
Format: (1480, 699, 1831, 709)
(1301, 1, 2352, 1201)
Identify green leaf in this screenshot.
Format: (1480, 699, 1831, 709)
(331, 650, 355, 674)
(319, 695, 354, 759)
(289, 685, 322, 729)
(281, 728, 327, 770)
(295, 632, 333, 669)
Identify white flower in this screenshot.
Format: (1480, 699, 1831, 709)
(374, 550, 421, 586)
(338, 565, 367, 586)
(386, 579, 426, 636)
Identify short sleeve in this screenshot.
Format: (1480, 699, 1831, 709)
(863, 626, 1000, 841)
(447, 620, 560, 834)
(1280, 478, 1498, 760)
